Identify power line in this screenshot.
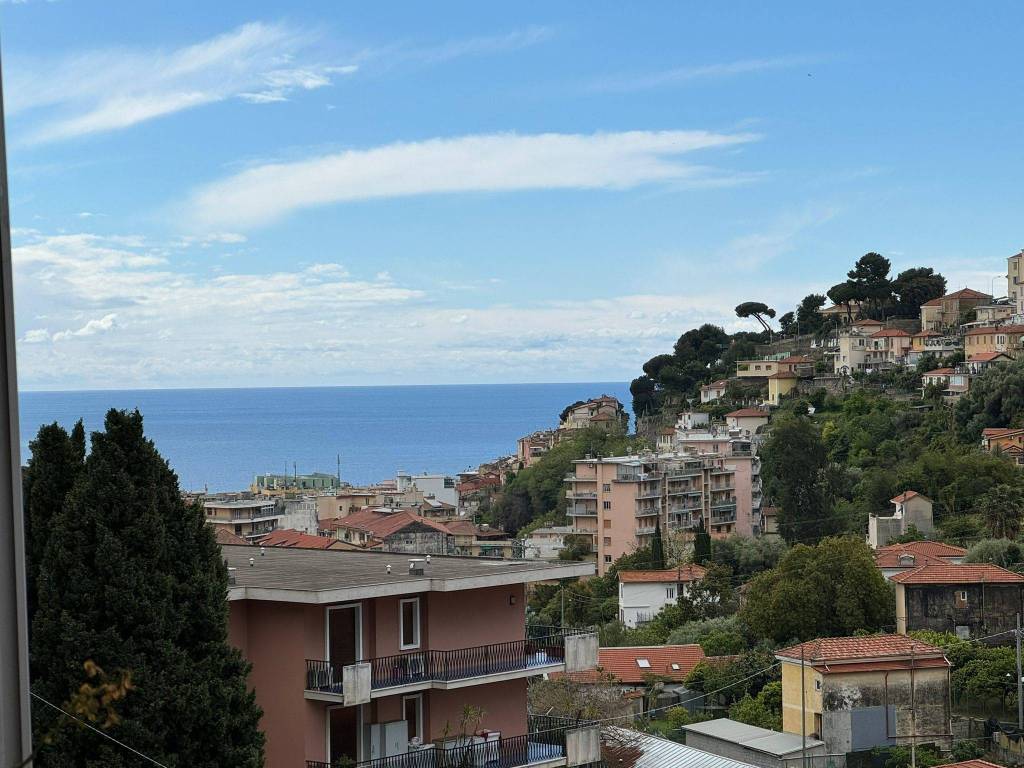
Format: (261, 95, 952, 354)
(29, 691, 170, 768)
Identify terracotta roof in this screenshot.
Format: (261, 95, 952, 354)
(935, 760, 1006, 768)
(942, 288, 992, 300)
(912, 330, 940, 337)
(767, 371, 799, 379)
(578, 645, 706, 684)
(890, 490, 929, 504)
(213, 527, 250, 546)
(982, 427, 1024, 439)
(777, 635, 947, 665)
(701, 380, 729, 390)
(890, 563, 1024, 585)
(258, 529, 341, 549)
(871, 328, 911, 338)
(966, 324, 1024, 336)
(618, 565, 707, 584)
(873, 549, 947, 569)
(876, 541, 966, 559)
(778, 355, 813, 363)
(969, 351, 1012, 362)
(855, 319, 884, 325)
(922, 368, 955, 376)
(326, 508, 454, 538)
(726, 408, 770, 418)
(811, 657, 952, 674)
(590, 412, 615, 422)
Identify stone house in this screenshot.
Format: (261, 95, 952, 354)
(892, 563, 1024, 642)
(776, 635, 952, 756)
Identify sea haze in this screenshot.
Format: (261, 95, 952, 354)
(19, 383, 632, 492)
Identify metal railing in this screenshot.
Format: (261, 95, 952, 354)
(306, 632, 579, 695)
(306, 718, 568, 768)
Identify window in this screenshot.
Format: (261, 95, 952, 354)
(444, 478, 455, 488)
(603, 501, 611, 509)
(665, 586, 676, 600)
(604, 555, 612, 563)
(957, 590, 968, 605)
(636, 658, 651, 668)
(402, 694, 423, 743)
(400, 598, 421, 650)
(603, 484, 611, 492)
(603, 520, 612, 529)
(603, 537, 611, 546)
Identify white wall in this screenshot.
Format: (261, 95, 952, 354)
(619, 581, 681, 628)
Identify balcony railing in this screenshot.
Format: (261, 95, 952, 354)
(565, 491, 597, 500)
(306, 631, 582, 695)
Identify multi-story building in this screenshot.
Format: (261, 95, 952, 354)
(522, 526, 575, 560)
(558, 396, 627, 432)
(920, 367, 971, 403)
(964, 324, 1024, 359)
(516, 431, 556, 468)
(906, 331, 961, 366)
(920, 288, 992, 332)
(204, 498, 283, 540)
(278, 495, 319, 534)
(700, 379, 729, 403)
(252, 471, 340, 496)
(565, 443, 762, 574)
(617, 565, 707, 627)
(833, 326, 912, 373)
(1009, 249, 1024, 314)
(396, 471, 458, 508)
(223, 545, 599, 768)
(981, 427, 1024, 464)
(867, 491, 934, 548)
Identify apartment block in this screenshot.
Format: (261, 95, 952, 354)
(565, 442, 762, 575)
(204, 498, 284, 540)
(1010, 250, 1024, 314)
(224, 545, 599, 768)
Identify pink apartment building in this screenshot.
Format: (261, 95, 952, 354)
(223, 545, 599, 768)
(566, 443, 761, 575)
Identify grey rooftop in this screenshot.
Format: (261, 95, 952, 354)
(606, 728, 758, 768)
(681, 719, 824, 757)
(222, 544, 594, 603)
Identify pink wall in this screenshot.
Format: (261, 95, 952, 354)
(427, 587, 525, 648)
(427, 680, 529, 739)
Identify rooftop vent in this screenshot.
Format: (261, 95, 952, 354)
(409, 558, 427, 576)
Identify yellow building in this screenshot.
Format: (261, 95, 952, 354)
(964, 324, 1024, 359)
(919, 288, 992, 331)
(777, 635, 951, 756)
(767, 371, 798, 405)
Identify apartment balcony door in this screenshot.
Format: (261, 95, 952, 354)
(328, 705, 362, 764)
(326, 604, 363, 764)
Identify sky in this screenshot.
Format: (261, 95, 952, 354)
(3, 1, 1022, 391)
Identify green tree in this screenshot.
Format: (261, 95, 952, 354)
(847, 252, 893, 316)
(728, 681, 782, 730)
(795, 294, 827, 335)
(955, 359, 1024, 441)
(693, 521, 711, 565)
(735, 302, 777, 335)
(650, 521, 665, 569)
(891, 267, 947, 318)
(630, 375, 658, 417)
(740, 537, 894, 643)
(761, 415, 841, 544)
(710, 536, 787, 577)
(964, 538, 1024, 567)
(976, 484, 1024, 539)
(31, 409, 265, 767)
(778, 312, 795, 336)
(827, 282, 862, 322)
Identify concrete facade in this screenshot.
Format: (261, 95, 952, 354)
(894, 580, 1024, 640)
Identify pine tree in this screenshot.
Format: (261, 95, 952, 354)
(22, 420, 85, 631)
(650, 520, 665, 569)
(693, 521, 712, 565)
(32, 409, 264, 767)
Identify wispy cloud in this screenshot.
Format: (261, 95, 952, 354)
(8, 22, 356, 144)
(402, 26, 554, 64)
(589, 55, 814, 93)
(185, 129, 760, 230)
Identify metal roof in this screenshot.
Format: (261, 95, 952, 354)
(681, 719, 824, 757)
(609, 728, 759, 768)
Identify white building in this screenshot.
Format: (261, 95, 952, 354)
(867, 491, 934, 548)
(395, 471, 458, 507)
(618, 566, 707, 628)
(700, 380, 729, 404)
(724, 409, 770, 436)
(523, 525, 575, 560)
(276, 496, 319, 534)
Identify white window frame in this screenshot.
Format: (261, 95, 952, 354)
(665, 586, 676, 600)
(400, 597, 422, 650)
(402, 693, 424, 742)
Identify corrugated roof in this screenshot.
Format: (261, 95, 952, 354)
(606, 728, 760, 768)
(890, 563, 1024, 585)
(682, 719, 824, 757)
(777, 634, 947, 664)
(619, 565, 707, 583)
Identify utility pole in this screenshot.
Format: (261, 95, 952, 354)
(910, 642, 917, 768)
(0, 47, 33, 767)
(801, 645, 807, 768)
(560, 586, 565, 628)
(1017, 613, 1023, 731)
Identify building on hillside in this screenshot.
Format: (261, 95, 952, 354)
(656, 428, 676, 451)
(964, 324, 1024, 359)
(892, 563, 1024, 641)
(551, 645, 707, 715)
(766, 371, 799, 406)
(920, 367, 971, 402)
(981, 427, 1024, 464)
(736, 355, 814, 380)
(416, 498, 459, 519)
(973, 302, 1014, 326)
(316, 489, 380, 521)
(558, 396, 627, 432)
(523, 526, 575, 560)
(204, 498, 283, 540)
(724, 409, 770, 435)
(759, 506, 779, 538)
(566, 445, 762, 575)
(516, 431, 556, 468)
(867, 491, 934, 547)
(396, 471, 458, 507)
(456, 471, 502, 517)
(252, 471, 340, 496)
(776, 635, 952, 755)
(681, 719, 826, 768)
(442, 520, 518, 558)
(321, 508, 456, 554)
(966, 351, 1014, 373)
(222, 544, 598, 768)
(277, 495, 319, 534)
(258, 529, 350, 550)
(906, 331, 961, 367)
(1010, 250, 1024, 314)
(617, 566, 707, 628)
(701, 379, 729, 403)
(819, 302, 865, 324)
(920, 288, 992, 332)
(676, 411, 711, 431)
(873, 541, 967, 582)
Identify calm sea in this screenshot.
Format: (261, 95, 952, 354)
(18, 383, 631, 492)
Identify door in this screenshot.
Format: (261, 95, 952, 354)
(329, 705, 360, 764)
(327, 604, 362, 667)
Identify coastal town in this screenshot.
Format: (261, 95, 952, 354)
(25, 250, 1015, 767)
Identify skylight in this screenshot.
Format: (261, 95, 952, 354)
(636, 658, 651, 668)
(671, 663, 681, 670)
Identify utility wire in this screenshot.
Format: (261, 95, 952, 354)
(30, 691, 170, 768)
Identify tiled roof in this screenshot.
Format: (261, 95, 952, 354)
(912, 330, 940, 337)
(873, 549, 947, 569)
(871, 328, 911, 338)
(558, 645, 707, 684)
(890, 490, 928, 504)
(942, 288, 992, 300)
(326, 508, 453, 538)
(966, 324, 1024, 336)
(701, 379, 729, 390)
(922, 368, 955, 376)
(619, 565, 708, 583)
(969, 351, 1012, 362)
(214, 527, 250, 546)
(726, 408, 770, 418)
(855, 318, 884, 325)
(777, 635, 947, 665)
(778, 355, 813, 363)
(890, 563, 1024, 585)
(876, 541, 966, 559)
(935, 760, 1006, 768)
(982, 427, 1024, 439)
(767, 371, 799, 379)
(259, 529, 341, 549)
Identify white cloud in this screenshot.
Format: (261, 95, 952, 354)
(590, 55, 815, 93)
(8, 22, 355, 143)
(185, 129, 759, 230)
(52, 313, 118, 342)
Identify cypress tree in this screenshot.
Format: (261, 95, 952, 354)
(693, 520, 712, 565)
(23, 420, 85, 630)
(650, 519, 665, 569)
(32, 409, 264, 767)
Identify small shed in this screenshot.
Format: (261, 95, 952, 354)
(682, 719, 826, 768)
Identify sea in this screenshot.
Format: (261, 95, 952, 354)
(19, 383, 632, 492)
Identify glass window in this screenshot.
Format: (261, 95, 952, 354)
(403, 694, 423, 742)
(603, 537, 611, 546)
(400, 598, 420, 650)
(604, 555, 612, 563)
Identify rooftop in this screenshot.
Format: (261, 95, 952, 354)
(871, 328, 911, 338)
(681, 719, 824, 758)
(935, 761, 1005, 768)
(876, 541, 966, 559)
(873, 548, 947, 569)
(776, 635, 948, 666)
(923, 367, 956, 376)
(890, 490, 929, 504)
(725, 408, 770, 418)
(619, 565, 707, 584)
(965, 324, 1024, 336)
(606, 727, 760, 768)
(890, 563, 1024, 585)
(969, 351, 1013, 362)
(222, 544, 593, 603)
(258, 529, 341, 550)
(552, 645, 706, 684)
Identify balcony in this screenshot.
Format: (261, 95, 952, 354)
(566, 505, 596, 517)
(565, 491, 597, 501)
(306, 717, 581, 768)
(635, 526, 657, 536)
(634, 507, 659, 518)
(229, 508, 281, 521)
(305, 629, 596, 702)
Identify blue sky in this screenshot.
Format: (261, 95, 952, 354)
(4, 1, 1021, 390)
